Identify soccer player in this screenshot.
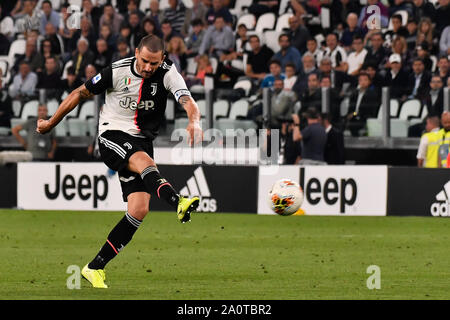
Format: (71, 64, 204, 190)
(36, 35, 202, 288)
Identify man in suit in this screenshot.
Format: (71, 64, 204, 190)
(322, 112, 345, 164)
(346, 72, 380, 136)
(407, 57, 432, 102)
(424, 75, 444, 116)
(318, 57, 345, 92)
(384, 53, 409, 101)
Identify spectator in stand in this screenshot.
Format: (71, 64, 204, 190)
(139, 16, 162, 40)
(14, 0, 41, 34)
(13, 38, 40, 73)
(363, 63, 384, 96)
(323, 33, 347, 73)
(346, 72, 380, 136)
(11, 104, 57, 161)
(123, 0, 145, 22)
(160, 19, 181, 45)
(298, 72, 322, 118)
(388, 36, 413, 73)
(407, 57, 432, 101)
(112, 37, 132, 62)
(384, 13, 409, 44)
(39, 0, 60, 36)
(43, 22, 63, 56)
(163, 0, 190, 36)
(435, 0, 450, 33)
(358, 0, 389, 31)
(93, 38, 112, 72)
(411, 0, 436, 22)
(283, 63, 298, 92)
(383, 53, 409, 101)
(205, 0, 233, 26)
(389, 0, 414, 16)
(440, 25, 450, 57)
(245, 34, 274, 86)
(424, 75, 445, 116)
(343, 35, 368, 86)
(321, 112, 345, 164)
(363, 32, 389, 70)
(219, 23, 250, 64)
(9, 61, 38, 99)
(0, 6, 14, 41)
(36, 56, 63, 99)
(71, 37, 95, 79)
(305, 38, 323, 68)
(0, 69, 12, 129)
(292, 53, 318, 98)
(416, 115, 441, 167)
(292, 107, 327, 165)
(61, 66, 83, 94)
(330, 0, 362, 29)
(167, 36, 187, 74)
(287, 15, 310, 55)
(318, 57, 346, 92)
(416, 17, 436, 54)
(185, 18, 206, 57)
(415, 41, 433, 72)
(437, 56, 449, 84)
(58, 3, 76, 56)
(84, 64, 97, 83)
(147, 0, 165, 31)
(198, 15, 234, 58)
(320, 75, 342, 126)
(68, 17, 97, 55)
(127, 10, 142, 50)
(184, 54, 213, 88)
(405, 18, 418, 51)
(269, 79, 297, 128)
(249, 0, 279, 18)
(340, 13, 364, 51)
(190, 0, 208, 24)
(81, 0, 102, 35)
(99, 3, 124, 35)
(260, 59, 285, 89)
(272, 34, 303, 73)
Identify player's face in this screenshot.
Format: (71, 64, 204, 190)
(135, 47, 164, 78)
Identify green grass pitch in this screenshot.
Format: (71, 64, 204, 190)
(0, 209, 449, 300)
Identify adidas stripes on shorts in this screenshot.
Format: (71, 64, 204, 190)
(98, 130, 154, 202)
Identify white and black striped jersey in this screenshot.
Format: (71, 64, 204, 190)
(84, 56, 190, 140)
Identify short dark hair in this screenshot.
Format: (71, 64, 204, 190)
(278, 33, 290, 42)
(42, 0, 52, 7)
(413, 57, 424, 64)
(306, 107, 320, 119)
(352, 34, 363, 42)
(269, 59, 281, 67)
(321, 112, 332, 122)
(191, 18, 204, 26)
(249, 34, 260, 42)
(137, 35, 165, 52)
(285, 62, 296, 70)
(392, 14, 403, 23)
(358, 71, 371, 81)
(67, 66, 76, 75)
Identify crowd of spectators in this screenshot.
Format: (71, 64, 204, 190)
(0, 0, 449, 163)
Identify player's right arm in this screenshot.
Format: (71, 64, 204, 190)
(36, 84, 94, 134)
(37, 66, 113, 134)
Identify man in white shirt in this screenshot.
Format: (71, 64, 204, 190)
(344, 35, 367, 78)
(9, 61, 38, 99)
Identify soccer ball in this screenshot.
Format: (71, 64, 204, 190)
(268, 179, 304, 216)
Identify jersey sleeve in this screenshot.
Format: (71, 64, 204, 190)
(163, 65, 191, 102)
(84, 65, 113, 95)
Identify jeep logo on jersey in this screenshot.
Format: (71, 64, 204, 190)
(179, 167, 217, 212)
(119, 97, 155, 111)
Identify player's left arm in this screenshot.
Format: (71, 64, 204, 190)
(165, 66, 203, 145)
(179, 95, 203, 145)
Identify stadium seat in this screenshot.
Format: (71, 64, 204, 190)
(62, 60, 73, 79)
(186, 57, 197, 76)
(46, 99, 59, 116)
(12, 100, 22, 118)
(230, 0, 253, 17)
(50, 0, 61, 10)
(213, 100, 229, 119)
(388, 10, 408, 30)
(255, 13, 276, 33)
(216, 99, 257, 135)
(21, 100, 39, 119)
(0, 127, 10, 136)
(7, 39, 26, 67)
(263, 30, 281, 53)
(236, 13, 256, 30)
(399, 99, 421, 120)
(278, 0, 292, 14)
(233, 79, 252, 97)
(367, 119, 409, 137)
(0, 57, 10, 84)
(275, 13, 293, 32)
(67, 100, 96, 136)
(376, 99, 400, 119)
(430, 55, 437, 73)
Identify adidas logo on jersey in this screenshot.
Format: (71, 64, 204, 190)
(430, 181, 450, 216)
(180, 167, 217, 212)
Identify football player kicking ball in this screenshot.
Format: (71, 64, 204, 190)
(37, 35, 202, 288)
